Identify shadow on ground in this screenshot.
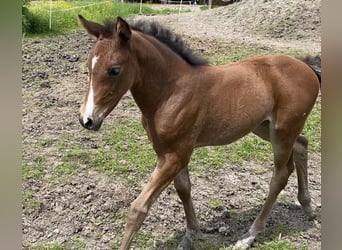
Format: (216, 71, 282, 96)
(155, 202, 319, 249)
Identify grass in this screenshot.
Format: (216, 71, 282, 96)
(255, 239, 298, 250)
(302, 99, 321, 152)
(209, 197, 225, 210)
(23, 190, 43, 218)
(22, 155, 46, 180)
(23, 237, 87, 250)
(24, 0, 179, 36)
(90, 120, 156, 183)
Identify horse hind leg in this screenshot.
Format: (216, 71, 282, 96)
(293, 135, 315, 219)
(253, 123, 315, 219)
(234, 122, 301, 249)
(174, 167, 203, 250)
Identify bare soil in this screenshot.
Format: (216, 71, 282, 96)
(22, 1, 321, 249)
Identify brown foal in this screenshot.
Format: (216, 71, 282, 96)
(77, 15, 320, 249)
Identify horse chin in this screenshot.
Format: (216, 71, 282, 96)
(90, 119, 103, 131)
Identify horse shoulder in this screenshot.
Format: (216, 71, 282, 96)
(151, 88, 204, 147)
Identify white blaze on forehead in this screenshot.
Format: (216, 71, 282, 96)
(83, 54, 99, 124)
(83, 81, 95, 124)
(92, 55, 100, 70)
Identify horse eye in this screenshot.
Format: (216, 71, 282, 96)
(108, 66, 121, 76)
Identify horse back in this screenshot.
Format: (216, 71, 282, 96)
(193, 55, 320, 146)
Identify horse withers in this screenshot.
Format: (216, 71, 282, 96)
(77, 15, 320, 249)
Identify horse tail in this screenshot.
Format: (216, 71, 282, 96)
(299, 55, 321, 86)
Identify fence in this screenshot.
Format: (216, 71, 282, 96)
(45, 1, 118, 29)
(42, 0, 200, 30)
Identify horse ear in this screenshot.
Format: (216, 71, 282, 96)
(78, 14, 104, 39)
(115, 17, 131, 41)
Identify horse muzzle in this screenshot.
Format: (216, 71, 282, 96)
(79, 115, 103, 131)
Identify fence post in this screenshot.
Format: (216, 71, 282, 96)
(49, 0, 52, 29)
(140, 0, 143, 14)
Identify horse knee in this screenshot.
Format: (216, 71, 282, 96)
(174, 165, 192, 195)
(294, 136, 308, 160)
(126, 200, 149, 230)
(272, 165, 293, 190)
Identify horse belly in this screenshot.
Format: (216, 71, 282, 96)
(195, 116, 260, 147)
(195, 97, 272, 147)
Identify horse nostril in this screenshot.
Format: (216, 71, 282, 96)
(84, 118, 93, 129)
(80, 116, 102, 131)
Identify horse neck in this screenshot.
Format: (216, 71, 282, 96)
(129, 31, 192, 116)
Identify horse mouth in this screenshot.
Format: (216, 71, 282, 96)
(79, 116, 103, 131)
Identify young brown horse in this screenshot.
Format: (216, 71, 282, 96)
(78, 15, 320, 249)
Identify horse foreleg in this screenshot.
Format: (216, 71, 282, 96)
(119, 153, 186, 250)
(174, 167, 203, 250)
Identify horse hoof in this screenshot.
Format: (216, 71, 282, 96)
(233, 234, 256, 250)
(302, 205, 316, 220)
(177, 234, 193, 250)
(177, 229, 204, 250)
(308, 212, 316, 221)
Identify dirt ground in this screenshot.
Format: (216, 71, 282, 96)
(22, 1, 321, 249)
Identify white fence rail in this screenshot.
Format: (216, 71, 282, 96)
(43, 0, 198, 29)
(44, 0, 114, 29)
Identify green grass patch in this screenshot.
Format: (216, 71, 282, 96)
(24, 1, 179, 36)
(191, 134, 273, 174)
(226, 135, 273, 164)
(191, 146, 227, 171)
(133, 231, 154, 248)
(64, 147, 90, 163)
(255, 239, 298, 250)
(162, 234, 179, 249)
(53, 146, 90, 176)
(24, 237, 87, 250)
(89, 120, 155, 182)
(302, 100, 321, 152)
(54, 161, 79, 176)
(38, 137, 54, 147)
(23, 190, 43, 218)
(209, 197, 225, 210)
(22, 155, 46, 180)
(253, 223, 310, 250)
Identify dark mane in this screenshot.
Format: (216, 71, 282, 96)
(103, 19, 208, 66)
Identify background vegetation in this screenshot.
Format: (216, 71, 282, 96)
(22, 0, 178, 36)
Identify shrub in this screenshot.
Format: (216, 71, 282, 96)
(23, 1, 177, 36)
(22, 0, 31, 34)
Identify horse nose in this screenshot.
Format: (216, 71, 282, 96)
(79, 116, 93, 130)
(84, 118, 93, 129)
